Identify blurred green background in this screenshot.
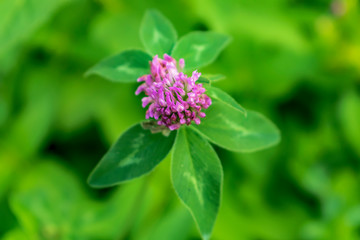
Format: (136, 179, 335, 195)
(1, 0, 360, 239)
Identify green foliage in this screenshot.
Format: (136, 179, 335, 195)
(82, 6, 284, 239)
(140, 9, 178, 56)
(0, 0, 69, 72)
(1, 228, 27, 240)
(1, 0, 360, 239)
(85, 9, 280, 239)
(205, 85, 246, 115)
(141, 208, 193, 240)
(338, 90, 360, 157)
(171, 127, 222, 239)
(193, 102, 280, 152)
(203, 74, 226, 82)
(86, 50, 152, 82)
(10, 161, 145, 240)
(197, 74, 225, 84)
(171, 32, 231, 70)
(88, 124, 175, 187)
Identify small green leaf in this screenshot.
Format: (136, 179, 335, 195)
(171, 127, 222, 239)
(171, 32, 231, 70)
(140, 9, 177, 56)
(197, 77, 211, 84)
(88, 123, 175, 187)
(203, 74, 226, 82)
(197, 74, 225, 84)
(85, 50, 152, 83)
(205, 85, 246, 115)
(192, 101, 280, 152)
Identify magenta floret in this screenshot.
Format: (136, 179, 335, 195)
(135, 54, 211, 130)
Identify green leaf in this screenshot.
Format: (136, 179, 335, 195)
(85, 50, 152, 83)
(204, 74, 226, 82)
(197, 74, 225, 84)
(140, 9, 177, 56)
(10, 160, 145, 240)
(192, 101, 280, 152)
(88, 123, 175, 187)
(171, 32, 230, 70)
(10, 161, 87, 239)
(1, 228, 27, 240)
(0, 98, 9, 128)
(197, 77, 211, 84)
(79, 180, 146, 239)
(338, 90, 360, 157)
(171, 127, 223, 239)
(0, 0, 70, 72)
(205, 85, 246, 115)
(143, 208, 193, 240)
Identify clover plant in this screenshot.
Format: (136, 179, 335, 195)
(86, 9, 280, 240)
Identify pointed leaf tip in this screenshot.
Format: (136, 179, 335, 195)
(171, 127, 223, 239)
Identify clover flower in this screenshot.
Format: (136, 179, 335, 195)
(87, 9, 280, 240)
(135, 54, 212, 130)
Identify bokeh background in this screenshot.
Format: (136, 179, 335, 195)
(1, 0, 360, 239)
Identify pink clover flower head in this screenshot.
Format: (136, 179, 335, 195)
(135, 54, 212, 131)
